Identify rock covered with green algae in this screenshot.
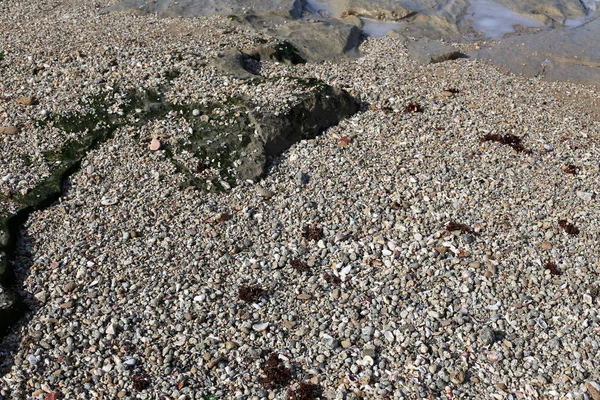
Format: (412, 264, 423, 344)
(0, 75, 358, 335)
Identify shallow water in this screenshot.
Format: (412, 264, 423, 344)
(361, 18, 405, 37)
(466, 0, 545, 39)
(305, 0, 333, 16)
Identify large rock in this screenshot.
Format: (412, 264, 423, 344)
(475, 17, 600, 86)
(265, 19, 362, 61)
(406, 38, 465, 65)
(493, 0, 589, 25)
(229, 79, 359, 181)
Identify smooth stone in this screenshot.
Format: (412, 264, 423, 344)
(576, 191, 593, 202)
(478, 327, 496, 346)
(0, 126, 19, 135)
(100, 197, 118, 206)
(106, 324, 117, 335)
(256, 186, 274, 199)
(149, 138, 162, 150)
(15, 96, 36, 106)
(450, 369, 466, 384)
(362, 345, 376, 358)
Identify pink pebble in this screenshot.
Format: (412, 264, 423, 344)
(149, 138, 161, 151)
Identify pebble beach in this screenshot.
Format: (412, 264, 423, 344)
(1, 0, 600, 399)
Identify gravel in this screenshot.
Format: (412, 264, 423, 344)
(2, 0, 600, 399)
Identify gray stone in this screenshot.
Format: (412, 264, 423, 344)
(476, 18, 600, 86)
(295, 171, 309, 185)
(362, 344, 377, 358)
(406, 38, 464, 65)
(478, 327, 496, 346)
(323, 336, 339, 349)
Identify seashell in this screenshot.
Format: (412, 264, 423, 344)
(586, 381, 600, 400)
(340, 265, 352, 280)
(252, 322, 269, 332)
(538, 319, 548, 330)
(100, 197, 118, 206)
(384, 331, 394, 343)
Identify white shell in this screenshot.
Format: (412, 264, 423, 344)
(384, 331, 395, 343)
(486, 301, 501, 311)
(363, 355, 374, 366)
(100, 197, 118, 206)
(252, 322, 269, 332)
(340, 265, 352, 278)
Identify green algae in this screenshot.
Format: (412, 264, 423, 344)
(0, 76, 358, 335)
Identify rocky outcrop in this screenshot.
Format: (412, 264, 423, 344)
(175, 79, 359, 184)
(406, 38, 465, 65)
(0, 78, 358, 336)
(475, 18, 600, 86)
(493, 0, 588, 25)
(243, 79, 359, 180)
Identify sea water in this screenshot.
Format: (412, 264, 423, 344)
(307, 0, 599, 39)
(466, 0, 544, 39)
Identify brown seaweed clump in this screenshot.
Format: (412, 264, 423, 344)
(558, 219, 580, 235)
(323, 273, 341, 285)
(480, 133, 530, 153)
(562, 164, 579, 175)
(290, 259, 311, 272)
(132, 374, 150, 391)
(302, 225, 324, 241)
(446, 221, 474, 234)
(404, 102, 424, 113)
(545, 260, 561, 275)
(260, 353, 292, 389)
(288, 382, 324, 400)
(238, 286, 265, 303)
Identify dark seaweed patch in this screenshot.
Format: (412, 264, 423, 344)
(260, 353, 292, 389)
(562, 164, 579, 175)
(238, 286, 265, 303)
(480, 133, 530, 153)
(558, 220, 579, 235)
(404, 102, 423, 113)
(323, 273, 341, 285)
(288, 382, 324, 400)
(446, 221, 474, 234)
(545, 260, 561, 275)
(290, 259, 311, 272)
(302, 225, 324, 241)
(132, 374, 150, 391)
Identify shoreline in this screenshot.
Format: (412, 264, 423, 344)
(1, 0, 600, 399)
